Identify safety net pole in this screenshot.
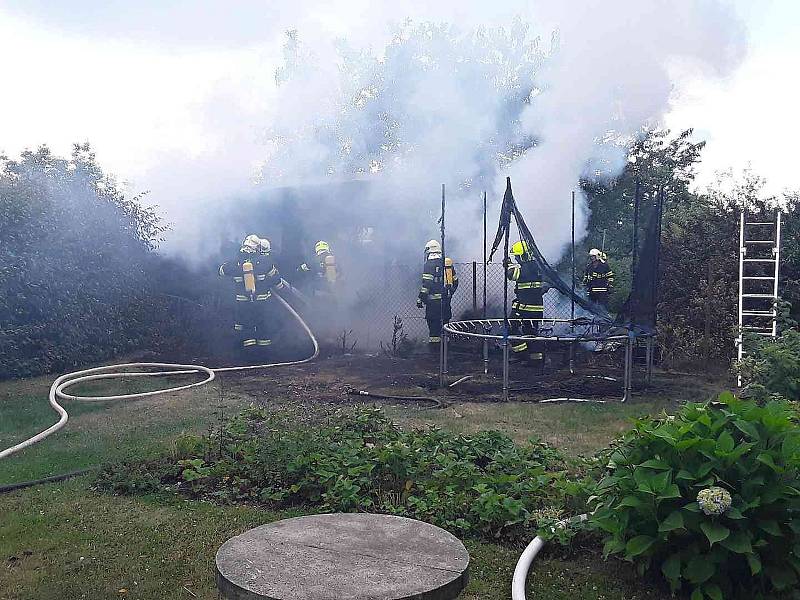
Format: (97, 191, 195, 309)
(439, 183, 447, 387)
(632, 179, 641, 280)
(570, 190, 576, 375)
(483, 191, 489, 375)
(502, 181, 511, 402)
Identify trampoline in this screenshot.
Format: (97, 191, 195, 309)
(442, 317, 655, 402)
(433, 177, 664, 402)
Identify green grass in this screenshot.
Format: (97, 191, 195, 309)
(0, 368, 690, 599)
(0, 375, 242, 484)
(0, 478, 669, 600)
(386, 396, 677, 456)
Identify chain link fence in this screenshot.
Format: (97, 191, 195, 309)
(344, 262, 581, 348)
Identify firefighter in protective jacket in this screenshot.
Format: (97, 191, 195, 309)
(505, 240, 544, 365)
(297, 240, 338, 295)
(417, 240, 459, 348)
(218, 235, 284, 352)
(583, 248, 614, 307)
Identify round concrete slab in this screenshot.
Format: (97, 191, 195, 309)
(215, 513, 470, 600)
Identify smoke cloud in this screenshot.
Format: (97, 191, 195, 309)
(1, 1, 747, 265)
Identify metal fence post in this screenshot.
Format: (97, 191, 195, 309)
(622, 336, 632, 402)
(472, 261, 477, 313)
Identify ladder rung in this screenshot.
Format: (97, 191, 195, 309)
(743, 259, 776, 263)
(743, 325, 773, 330)
(742, 276, 775, 280)
(746, 222, 774, 225)
(744, 240, 775, 244)
(742, 311, 776, 316)
(742, 294, 777, 298)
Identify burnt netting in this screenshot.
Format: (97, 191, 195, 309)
(615, 186, 663, 334)
(489, 177, 613, 325)
(489, 177, 661, 336)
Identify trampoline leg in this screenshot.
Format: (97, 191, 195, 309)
(622, 337, 632, 402)
(645, 337, 653, 387)
(443, 331, 449, 375)
(439, 334, 445, 388)
(482, 339, 489, 375)
(502, 340, 509, 402)
(569, 342, 575, 375)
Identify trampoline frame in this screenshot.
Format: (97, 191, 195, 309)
(442, 318, 655, 402)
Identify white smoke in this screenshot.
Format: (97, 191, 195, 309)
(0, 1, 747, 264)
(505, 1, 747, 259)
(248, 0, 746, 262)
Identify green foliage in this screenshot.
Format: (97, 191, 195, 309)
(0, 144, 167, 378)
(589, 392, 800, 599)
(98, 405, 579, 542)
(576, 132, 800, 370)
(575, 128, 705, 312)
(739, 329, 800, 401)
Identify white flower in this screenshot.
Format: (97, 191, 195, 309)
(697, 486, 732, 516)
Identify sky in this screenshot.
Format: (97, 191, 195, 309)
(0, 0, 796, 210)
(665, 0, 800, 196)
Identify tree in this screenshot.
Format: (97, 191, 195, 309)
(573, 128, 705, 311)
(0, 144, 166, 377)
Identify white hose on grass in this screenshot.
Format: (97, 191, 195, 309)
(0, 293, 318, 461)
(511, 514, 588, 600)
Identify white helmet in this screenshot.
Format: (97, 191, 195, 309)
(589, 248, 602, 258)
(425, 240, 441, 256)
(240, 234, 261, 253)
(240, 235, 271, 255)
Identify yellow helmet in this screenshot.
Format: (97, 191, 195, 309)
(315, 240, 330, 255)
(510, 240, 529, 256)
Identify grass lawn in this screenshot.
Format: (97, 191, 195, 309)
(1, 361, 721, 599)
(1, 479, 667, 600)
(386, 396, 677, 456)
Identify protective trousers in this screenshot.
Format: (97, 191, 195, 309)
(234, 297, 275, 351)
(509, 306, 544, 364)
(425, 299, 452, 346)
(589, 291, 609, 308)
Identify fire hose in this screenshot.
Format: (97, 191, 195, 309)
(0, 290, 318, 462)
(344, 388, 444, 409)
(511, 514, 588, 600)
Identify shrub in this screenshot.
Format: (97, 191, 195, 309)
(98, 405, 576, 541)
(739, 329, 800, 401)
(590, 392, 800, 599)
(0, 145, 167, 378)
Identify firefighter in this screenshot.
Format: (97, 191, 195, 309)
(297, 240, 338, 295)
(583, 248, 614, 307)
(218, 235, 284, 353)
(505, 240, 544, 366)
(417, 240, 459, 350)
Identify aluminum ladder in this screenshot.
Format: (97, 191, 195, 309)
(736, 210, 782, 384)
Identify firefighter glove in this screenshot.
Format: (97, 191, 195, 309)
(416, 298, 424, 309)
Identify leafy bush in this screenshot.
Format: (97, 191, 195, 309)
(98, 405, 578, 541)
(0, 145, 167, 378)
(739, 329, 800, 401)
(590, 393, 800, 599)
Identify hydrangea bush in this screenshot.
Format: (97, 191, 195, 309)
(589, 393, 800, 599)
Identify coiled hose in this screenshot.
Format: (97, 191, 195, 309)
(0, 292, 318, 461)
